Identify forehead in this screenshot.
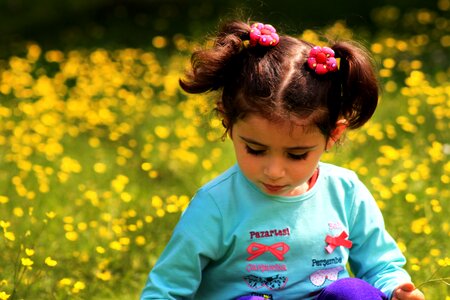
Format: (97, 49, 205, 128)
(242, 113, 320, 131)
(234, 114, 324, 141)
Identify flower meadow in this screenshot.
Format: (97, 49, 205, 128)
(0, 13, 449, 300)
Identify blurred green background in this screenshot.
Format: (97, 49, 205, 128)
(0, 0, 444, 51)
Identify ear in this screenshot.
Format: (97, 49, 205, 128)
(326, 119, 347, 150)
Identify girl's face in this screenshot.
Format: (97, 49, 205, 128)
(231, 114, 343, 197)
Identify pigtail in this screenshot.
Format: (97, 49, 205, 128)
(332, 41, 379, 129)
(179, 21, 251, 94)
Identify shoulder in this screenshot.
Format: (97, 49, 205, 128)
(318, 163, 379, 226)
(319, 162, 360, 186)
(198, 164, 241, 193)
(194, 164, 242, 201)
(182, 164, 242, 213)
(176, 165, 243, 239)
(318, 162, 373, 204)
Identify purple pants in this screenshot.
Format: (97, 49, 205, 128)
(236, 278, 388, 300)
(316, 278, 388, 299)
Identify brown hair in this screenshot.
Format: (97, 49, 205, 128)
(179, 20, 379, 137)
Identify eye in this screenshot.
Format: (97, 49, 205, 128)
(287, 152, 308, 160)
(245, 145, 265, 156)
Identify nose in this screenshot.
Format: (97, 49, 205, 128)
(263, 157, 286, 180)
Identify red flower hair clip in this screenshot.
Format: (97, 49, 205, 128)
(307, 46, 338, 75)
(249, 23, 280, 47)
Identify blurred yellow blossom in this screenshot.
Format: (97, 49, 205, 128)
(21, 258, 34, 267)
(411, 218, 432, 234)
(93, 162, 107, 173)
(58, 278, 72, 287)
(3, 232, 15, 242)
(152, 36, 167, 49)
(135, 236, 146, 246)
(44, 257, 58, 267)
(96, 270, 112, 281)
(111, 175, 129, 193)
(154, 126, 171, 139)
(65, 231, 79, 242)
(72, 281, 86, 293)
(25, 248, 35, 256)
(46, 211, 56, 219)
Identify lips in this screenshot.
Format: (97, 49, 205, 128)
(262, 183, 286, 194)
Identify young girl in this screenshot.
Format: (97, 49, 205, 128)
(141, 20, 425, 300)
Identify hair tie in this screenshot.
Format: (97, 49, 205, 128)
(249, 23, 280, 47)
(307, 46, 338, 75)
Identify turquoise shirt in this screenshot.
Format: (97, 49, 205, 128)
(141, 163, 410, 299)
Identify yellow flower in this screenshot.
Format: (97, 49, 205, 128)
(151, 196, 163, 208)
(93, 162, 107, 173)
(72, 281, 85, 293)
(0, 291, 10, 300)
(95, 246, 106, 254)
(65, 231, 79, 241)
(58, 278, 72, 287)
(13, 207, 24, 217)
(109, 241, 122, 251)
(88, 137, 101, 148)
(60, 156, 82, 173)
(427, 141, 444, 162)
(111, 174, 129, 193)
(135, 236, 146, 246)
(4, 232, 15, 242)
(45, 257, 58, 267)
(405, 193, 417, 203)
(411, 218, 432, 234)
(154, 126, 170, 139)
(429, 248, 441, 257)
(119, 237, 130, 246)
(152, 36, 167, 49)
(25, 248, 35, 256)
(0, 196, 9, 204)
(46, 211, 56, 219)
(120, 192, 132, 202)
(21, 257, 34, 267)
(96, 270, 112, 281)
(382, 58, 396, 69)
(141, 162, 153, 171)
(0, 221, 10, 229)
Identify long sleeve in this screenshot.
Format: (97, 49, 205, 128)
(140, 190, 223, 299)
(347, 179, 411, 299)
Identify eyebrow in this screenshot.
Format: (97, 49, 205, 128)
(239, 136, 318, 151)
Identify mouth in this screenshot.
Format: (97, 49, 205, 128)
(262, 183, 287, 194)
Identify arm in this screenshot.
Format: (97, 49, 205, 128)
(347, 180, 414, 299)
(140, 191, 223, 299)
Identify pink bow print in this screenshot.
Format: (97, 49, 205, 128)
(325, 231, 353, 254)
(310, 266, 344, 286)
(247, 242, 290, 261)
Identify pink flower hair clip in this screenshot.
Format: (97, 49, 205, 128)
(249, 23, 280, 47)
(307, 46, 338, 75)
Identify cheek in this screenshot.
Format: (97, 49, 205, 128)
(234, 150, 260, 177)
(237, 154, 259, 174)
